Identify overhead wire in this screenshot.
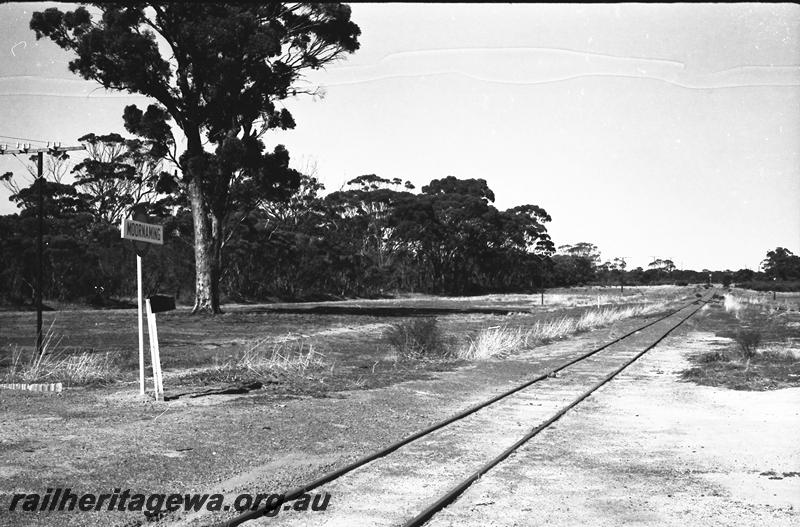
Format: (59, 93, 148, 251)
(0, 134, 51, 145)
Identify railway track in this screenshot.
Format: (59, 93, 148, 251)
(215, 291, 713, 527)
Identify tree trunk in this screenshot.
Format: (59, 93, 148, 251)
(210, 211, 224, 309)
(189, 176, 222, 314)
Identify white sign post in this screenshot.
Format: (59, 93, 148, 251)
(137, 255, 144, 395)
(121, 215, 164, 397)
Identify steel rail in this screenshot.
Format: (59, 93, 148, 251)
(216, 294, 709, 527)
(402, 294, 711, 527)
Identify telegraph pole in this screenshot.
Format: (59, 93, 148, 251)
(533, 253, 549, 305)
(36, 151, 43, 353)
(0, 142, 85, 352)
(615, 256, 629, 294)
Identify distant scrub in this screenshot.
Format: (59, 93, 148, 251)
(736, 280, 800, 292)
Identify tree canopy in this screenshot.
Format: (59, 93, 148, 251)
(31, 3, 361, 313)
(761, 247, 800, 281)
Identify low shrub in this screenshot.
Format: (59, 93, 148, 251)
(697, 351, 731, 363)
(726, 301, 776, 363)
(736, 332, 759, 362)
(384, 318, 450, 360)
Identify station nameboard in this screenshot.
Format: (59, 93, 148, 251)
(121, 218, 163, 245)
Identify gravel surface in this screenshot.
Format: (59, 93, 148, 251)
(239, 303, 798, 527)
(424, 323, 800, 526)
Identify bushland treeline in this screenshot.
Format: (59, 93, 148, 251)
(1, 162, 560, 305)
(2, 154, 797, 306)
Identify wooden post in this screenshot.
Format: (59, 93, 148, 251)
(36, 151, 43, 353)
(146, 299, 157, 400)
(153, 312, 164, 396)
(146, 299, 164, 399)
(137, 255, 145, 395)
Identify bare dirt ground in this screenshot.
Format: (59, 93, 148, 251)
(246, 302, 708, 527)
(1, 288, 797, 527)
(428, 314, 800, 527)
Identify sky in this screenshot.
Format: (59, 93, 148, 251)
(0, 3, 798, 272)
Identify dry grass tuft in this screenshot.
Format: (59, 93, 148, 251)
(3, 321, 121, 385)
(529, 302, 668, 344)
(237, 337, 324, 374)
(197, 336, 325, 383)
(724, 294, 744, 314)
(456, 302, 669, 360)
(459, 326, 527, 360)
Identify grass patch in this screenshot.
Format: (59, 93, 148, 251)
(681, 299, 800, 390)
(696, 350, 731, 363)
(724, 290, 800, 313)
(455, 302, 670, 360)
(680, 348, 800, 390)
(178, 336, 326, 385)
(3, 322, 121, 386)
(527, 302, 667, 343)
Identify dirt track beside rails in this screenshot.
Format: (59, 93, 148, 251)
(428, 320, 800, 527)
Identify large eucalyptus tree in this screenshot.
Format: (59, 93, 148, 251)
(31, 3, 360, 312)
